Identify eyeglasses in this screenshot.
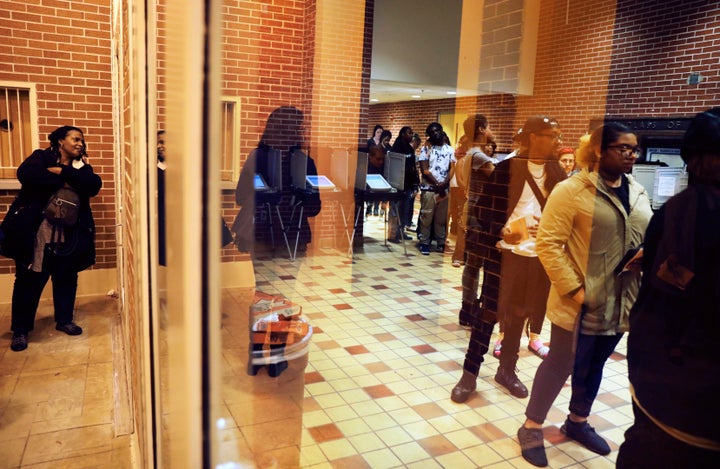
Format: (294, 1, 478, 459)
(607, 145, 641, 157)
(535, 132, 563, 141)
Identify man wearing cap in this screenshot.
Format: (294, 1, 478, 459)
(451, 116, 566, 403)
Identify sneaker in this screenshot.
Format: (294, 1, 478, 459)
(560, 418, 611, 455)
(10, 333, 28, 352)
(56, 322, 83, 336)
(518, 425, 548, 467)
(419, 244, 430, 255)
(495, 366, 528, 398)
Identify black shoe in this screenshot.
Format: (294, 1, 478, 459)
(518, 425, 548, 467)
(10, 333, 28, 352)
(495, 366, 528, 398)
(436, 244, 445, 253)
(560, 418, 611, 455)
(387, 237, 401, 244)
(401, 233, 413, 240)
(419, 244, 430, 255)
(458, 319, 471, 328)
(56, 322, 83, 335)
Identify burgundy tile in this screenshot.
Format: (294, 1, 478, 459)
(596, 392, 629, 408)
(414, 290, 432, 296)
(350, 291, 368, 297)
(305, 371, 325, 384)
(412, 402, 446, 420)
(441, 323, 465, 331)
(544, 425, 566, 445)
(333, 304, 353, 310)
(372, 333, 397, 342)
(466, 394, 495, 408)
(394, 297, 414, 304)
(310, 265, 325, 270)
(412, 344, 437, 354)
(328, 288, 346, 294)
(305, 312, 327, 319)
(417, 435, 457, 457)
(363, 384, 394, 399)
(587, 414, 615, 431)
(435, 360, 462, 372)
(364, 312, 384, 320)
(312, 326, 323, 334)
(330, 455, 372, 469)
(303, 396, 322, 412)
(383, 267, 398, 272)
(278, 275, 296, 280)
(308, 423, 344, 443)
(469, 422, 507, 442)
(610, 351, 626, 361)
(345, 345, 370, 355)
(315, 340, 341, 350)
(364, 362, 392, 373)
(405, 314, 427, 322)
(371, 284, 389, 290)
(304, 281, 320, 287)
(305, 295, 323, 302)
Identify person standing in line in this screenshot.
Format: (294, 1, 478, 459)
(617, 108, 720, 469)
(366, 124, 383, 150)
(517, 122, 652, 467)
(558, 146, 578, 177)
(417, 125, 455, 255)
(404, 133, 422, 230)
(450, 116, 565, 403)
(1, 126, 102, 352)
(387, 126, 417, 243)
(451, 114, 493, 270)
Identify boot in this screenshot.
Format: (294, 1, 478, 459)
(451, 370, 477, 403)
(495, 363, 528, 398)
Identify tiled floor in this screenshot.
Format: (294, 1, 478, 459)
(218, 214, 633, 468)
(0, 213, 634, 468)
(0, 295, 133, 468)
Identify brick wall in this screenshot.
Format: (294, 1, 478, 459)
(219, 0, 371, 257)
(370, 0, 720, 154)
(0, 0, 116, 274)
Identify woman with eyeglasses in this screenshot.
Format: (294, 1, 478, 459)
(517, 122, 652, 467)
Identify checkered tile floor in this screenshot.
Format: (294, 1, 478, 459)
(220, 214, 631, 468)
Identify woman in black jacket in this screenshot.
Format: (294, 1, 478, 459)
(1, 126, 102, 351)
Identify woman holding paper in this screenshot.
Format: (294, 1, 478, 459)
(517, 122, 652, 467)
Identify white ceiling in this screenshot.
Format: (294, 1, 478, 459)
(370, 0, 464, 104)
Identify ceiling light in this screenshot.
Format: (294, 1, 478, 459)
(446, 91, 457, 95)
(411, 95, 421, 99)
(370, 98, 379, 102)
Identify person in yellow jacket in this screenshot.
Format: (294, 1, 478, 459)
(517, 122, 653, 467)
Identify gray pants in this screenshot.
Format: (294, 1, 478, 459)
(418, 191, 449, 246)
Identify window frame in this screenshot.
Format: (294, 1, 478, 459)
(0, 81, 39, 189)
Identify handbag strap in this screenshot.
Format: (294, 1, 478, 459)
(524, 167, 547, 211)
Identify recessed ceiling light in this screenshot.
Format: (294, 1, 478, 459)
(370, 98, 379, 102)
(446, 91, 457, 95)
(411, 95, 421, 99)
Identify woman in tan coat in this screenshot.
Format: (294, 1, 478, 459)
(517, 122, 653, 467)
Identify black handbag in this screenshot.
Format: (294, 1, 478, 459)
(44, 186, 80, 227)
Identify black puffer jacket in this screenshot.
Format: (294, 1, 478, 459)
(0, 148, 102, 271)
